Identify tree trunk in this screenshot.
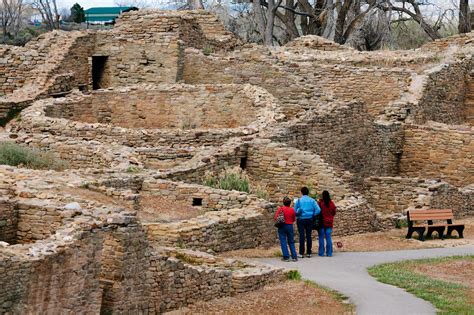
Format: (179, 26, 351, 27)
(459, 0, 471, 34)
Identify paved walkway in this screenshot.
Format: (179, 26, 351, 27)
(255, 246, 474, 315)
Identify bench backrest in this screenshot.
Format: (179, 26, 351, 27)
(407, 209, 454, 222)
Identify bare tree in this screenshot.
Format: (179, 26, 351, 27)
(458, 0, 471, 33)
(31, 0, 60, 30)
(0, 0, 25, 41)
(388, 0, 441, 40)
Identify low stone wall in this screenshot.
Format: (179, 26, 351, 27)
(148, 247, 285, 313)
(44, 84, 268, 129)
(140, 179, 263, 220)
(400, 123, 473, 187)
(0, 224, 103, 314)
(362, 177, 474, 223)
(0, 198, 17, 244)
(15, 84, 281, 147)
(144, 207, 276, 252)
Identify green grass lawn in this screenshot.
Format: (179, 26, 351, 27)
(368, 256, 474, 314)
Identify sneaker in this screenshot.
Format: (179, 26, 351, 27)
(281, 257, 290, 262)
(298, 254, 304, 259)
(291, 258, 298, 262)
(306, 254, 312, 258)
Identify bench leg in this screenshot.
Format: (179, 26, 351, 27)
(447, 226, 465, 238)
(407, 227, 426, 241)
(427, 227, 445, 240)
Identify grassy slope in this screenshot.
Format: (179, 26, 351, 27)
(368, 256, 474, 314)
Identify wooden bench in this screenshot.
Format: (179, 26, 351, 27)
(406, 209, 465, 241)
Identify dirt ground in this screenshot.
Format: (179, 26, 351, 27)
(138, 195, 204, 222)
(221, 218, 474, 258)
(410, 258, 474, 288)
(167, 280, 353, 315)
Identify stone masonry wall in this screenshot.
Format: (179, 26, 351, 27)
(183, 49, 412, 118)
(100, 224, 151, 314)
(414, 57, 472, 124)
(269, 101, 404, 180)
(362, 177, 473, 218)
(139, 179, 263, 221)
(400, 123, 473, 187)
(0, 228, 103, 314)
(144, 207, 276, 252)
(15, 199, 65, 244)
(0, 199, 17, 244)
(45, 85, 260, 129)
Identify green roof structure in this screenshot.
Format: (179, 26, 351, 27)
(85, 7, 138, 23)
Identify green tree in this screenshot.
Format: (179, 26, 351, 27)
(70, 3, 85, 23)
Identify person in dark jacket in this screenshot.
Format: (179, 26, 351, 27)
(274, 196, 298, 262)
(318, 190, 336, 257)
(294, 187, 321, 258)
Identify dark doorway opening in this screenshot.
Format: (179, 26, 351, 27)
(240, 157, 247, 170)
(192, 198, 203, 206)
(92, 56, 109, 90)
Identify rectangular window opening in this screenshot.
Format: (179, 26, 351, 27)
(192, 198, 203, 206)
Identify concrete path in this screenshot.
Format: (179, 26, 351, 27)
(255, 246, 474, 315)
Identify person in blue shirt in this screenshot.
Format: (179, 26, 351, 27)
(294, 186, 321, 258)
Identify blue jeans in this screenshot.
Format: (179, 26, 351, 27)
(278, 224, 297, 259)
(297, 218, 313, 255)
(318, 227, 333, 256)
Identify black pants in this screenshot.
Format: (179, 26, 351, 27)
(297, 218, 313, 255)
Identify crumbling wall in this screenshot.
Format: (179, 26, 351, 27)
(413, 57, 472, 124)
(144, 207, 275, 252)
(400, 123, 473, 187)
(15, 199, 64, 244)
(270, 102, 404, 180)
(147, 248, 285, 313)
(100, 222, 150, 314)
(0, 229, 103, 314)
(0, 199, 17, 244)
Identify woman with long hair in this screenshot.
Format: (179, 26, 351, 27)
(318, 190, 336, 257)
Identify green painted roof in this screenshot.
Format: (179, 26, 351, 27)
(85, 7, 137, 22)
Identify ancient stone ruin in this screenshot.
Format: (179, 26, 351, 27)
(0, 9, 473, 313)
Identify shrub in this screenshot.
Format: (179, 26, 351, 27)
(204, 168, 250, 193)
(202, 45, 214, 56)
(126, 166, 141, 173)
(0, 142, 67, 170)
(286, 270, 302, 281)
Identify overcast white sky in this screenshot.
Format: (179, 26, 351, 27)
(56, 0, 474, 11)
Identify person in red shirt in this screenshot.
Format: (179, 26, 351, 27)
(274, 196, 298, 261)
(318, 190, 336, 257)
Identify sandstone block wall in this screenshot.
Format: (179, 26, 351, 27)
(148, 248, 285, 313)
(414, 57, 472, 124)
(270, 101, 404, 179)
(400, 123, 473, 187)
(45, 85, 262, 129)
(245, 140, 352, 201)
(15, 199, 64, 244)
(100, 224, 151, 314)
(0, 199, 17, 244)
(140, 179, 262, 221)
(183, 49, 412, 118)
(144, 207, 276, 252)
(0, 228, 103, 314)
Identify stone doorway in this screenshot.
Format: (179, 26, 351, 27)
(92, 56, 109, 90)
